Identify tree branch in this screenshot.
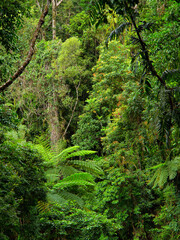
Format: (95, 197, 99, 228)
(0, 0, 51, 92)
(57, 0, 63, 7)
(129, 12, 166, 87)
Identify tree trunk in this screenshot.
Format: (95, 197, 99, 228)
(47, 90, 61, 148)
(52, 0, 57, 39)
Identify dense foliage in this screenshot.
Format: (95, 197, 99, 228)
(0, 0, 179, 239)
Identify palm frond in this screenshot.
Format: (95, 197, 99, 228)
(136, 21, 154, 33)
(89, 0, 107, 27)
(106, 22, 130, 46)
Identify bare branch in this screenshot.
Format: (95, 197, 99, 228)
(57, 0, 63, 7)
(0, 0, 51, 92)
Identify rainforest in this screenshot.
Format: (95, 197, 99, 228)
(0, 0, 180, 239)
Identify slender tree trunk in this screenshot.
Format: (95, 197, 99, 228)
(49, 0, 64, 147)
(52, 0, 57, 39)
(48, 87, 61, 148)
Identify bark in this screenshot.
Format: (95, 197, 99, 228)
(48, 101, 61, 147)
(49, 0, 64, 147)
(57, 0, 63, 7)
(52, 0, 63, 39)
(52, 0, 57, 39)
(48, 84, 61, 147)
(0, 0, 51, 92)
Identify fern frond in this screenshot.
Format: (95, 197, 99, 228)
(54, 180, 94, 189)
(51, 146, 80, 163)
(70, 160, 104, 176)
(58, 190, 84, 207)
(34, 143, 54, 162)
(59, 165, 79, 178)
(47, 192, 67, 205)
(167, 157, 180, 180)
(46, 167, 59, 183)
(158, 167, 168, 188)
(66, 150, 96, 160)
(37, 201, 50, 213)
(53, 172, 95, 189)
(47, 191, 84, 207)
(148, 163, 166, 170)
(149, 157, 180, 188)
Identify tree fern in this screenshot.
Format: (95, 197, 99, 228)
(51, 146, 96, 163)
(51, 146, 80, 163)
(49, 146, 103, 178)
(34, 142, 103, 206)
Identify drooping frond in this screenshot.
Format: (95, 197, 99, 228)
(106, 22, 130, 46)
(156, 87, 174, 147)
(167, 157, 180, 180)
(47, 192, 68, 205)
